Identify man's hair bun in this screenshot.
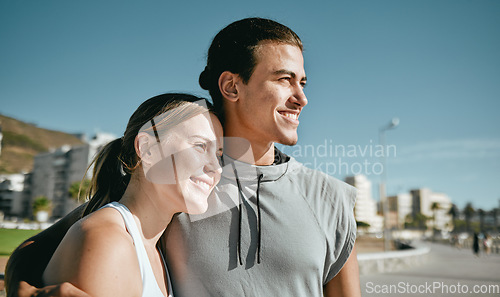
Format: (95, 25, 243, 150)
(199, 66, 211, 90)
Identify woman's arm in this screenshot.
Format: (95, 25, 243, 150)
(5, 203, 88, 297)
(15, 281, 91, 297)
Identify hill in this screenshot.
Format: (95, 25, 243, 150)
(0, 114, 84, 174)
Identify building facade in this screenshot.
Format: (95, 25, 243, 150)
(30, 144, 90, 218)
(345, 174, 383, 233)
(410, 188, 453, 231)
(387, 193, 412, 229)
(0, 173, 26, 217)
(27, 133, 115, 219)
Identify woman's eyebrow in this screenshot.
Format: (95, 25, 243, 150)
(189, 135, 213, 142)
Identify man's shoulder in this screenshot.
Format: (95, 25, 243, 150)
(285, 157, 357, 204)
(287, 158, 352, 187)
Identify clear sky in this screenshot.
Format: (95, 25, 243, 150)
(1, 0, 499, 210)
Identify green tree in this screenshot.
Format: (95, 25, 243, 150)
(32, 196, 52, 213)
(356, 221, 371, 228)
(405, 213, 429, 230)
(32, 196, 52, 224)
(69, 179, 91, 202)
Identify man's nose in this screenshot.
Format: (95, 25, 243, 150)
(290, 84, 308, 107)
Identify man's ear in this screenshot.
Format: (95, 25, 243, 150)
(218, 71, 240, 102)
(135, 132, 153, 165)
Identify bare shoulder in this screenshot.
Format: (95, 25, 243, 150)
(66, 206, 134, 254)
(78, 206, 131, 238)
(44, 207, 142, 296)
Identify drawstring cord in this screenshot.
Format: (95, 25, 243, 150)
(232, 163, 244, 266)
(256, 173, 263, 264)
(231, 162, 264, 265)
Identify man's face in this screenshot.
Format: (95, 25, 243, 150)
(232, 42, 307, 146)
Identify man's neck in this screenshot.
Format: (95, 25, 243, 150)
(223, 137, 275, 166)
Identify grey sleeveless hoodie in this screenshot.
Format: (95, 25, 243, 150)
(165, 150, 357, 297)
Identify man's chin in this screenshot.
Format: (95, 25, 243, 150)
(276, 135, 298, 146)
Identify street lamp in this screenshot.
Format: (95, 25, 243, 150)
(379, 118, 399, 251)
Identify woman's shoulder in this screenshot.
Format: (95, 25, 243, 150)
(44, 205, 142, 295)
(57, 205, 135, 257)
(79, 205, 127, 231)
(68, 206, 135, 252)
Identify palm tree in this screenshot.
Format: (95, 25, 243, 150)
(478, 209, 485, 233)
(464, 202, 475, 233)
(493, 208, 499, 233)
(430, 202, 441, 241)
(448, 204, 459, 232)
(431, 202, 440, 230)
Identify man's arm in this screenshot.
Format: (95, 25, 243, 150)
(5, 203, 88, 297)
(324, 245, 361, 297)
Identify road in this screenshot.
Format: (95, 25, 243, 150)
(360, 242, 500, 296)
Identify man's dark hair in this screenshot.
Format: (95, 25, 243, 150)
(199, 17, 303, 124)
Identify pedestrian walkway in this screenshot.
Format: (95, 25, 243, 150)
(360, 242, 500, 296)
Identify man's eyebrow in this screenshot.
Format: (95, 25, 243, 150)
(273, 69, 307, 81)
(274, 69, 295, 78)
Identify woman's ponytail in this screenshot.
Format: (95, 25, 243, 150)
(83, 138, 130, 217)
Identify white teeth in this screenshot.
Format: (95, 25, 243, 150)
(195, 179, 210, 190)
(281, 112, 298, 120)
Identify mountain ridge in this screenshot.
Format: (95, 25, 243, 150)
(0, 114, 84, 174)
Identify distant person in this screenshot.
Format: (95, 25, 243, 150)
(6, 18, 360, 297)
(483, 234, 492, 255)
(473, 232, 480, 257)
(457, 233, 464, 249)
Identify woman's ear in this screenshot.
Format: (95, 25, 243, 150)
(135, 132, 153, 165)
(218, 71, 240, 102)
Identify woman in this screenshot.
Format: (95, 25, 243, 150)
(42, 93, 223, 297)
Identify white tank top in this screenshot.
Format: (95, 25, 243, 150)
(102, 202, 173, 297)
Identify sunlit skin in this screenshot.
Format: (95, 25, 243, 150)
(139, 113, 224, 215)
(221, 42, 308, 165)
(220, 41, 361, 297)
(42, 112, 223, 297)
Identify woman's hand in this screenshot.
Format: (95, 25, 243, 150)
(17, 281, 91, 297)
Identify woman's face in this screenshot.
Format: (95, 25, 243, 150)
(140, 112, 223, 214)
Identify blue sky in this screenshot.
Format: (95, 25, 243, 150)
(1, 0, 499, 210)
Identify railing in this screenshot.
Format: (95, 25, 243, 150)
(357, 241, 430, 275)
(447, 238, 500, 254)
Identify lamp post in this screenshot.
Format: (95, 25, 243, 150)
(379, 118, 399, 251)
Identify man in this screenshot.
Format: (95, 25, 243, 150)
(6, 17, 360, 297)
